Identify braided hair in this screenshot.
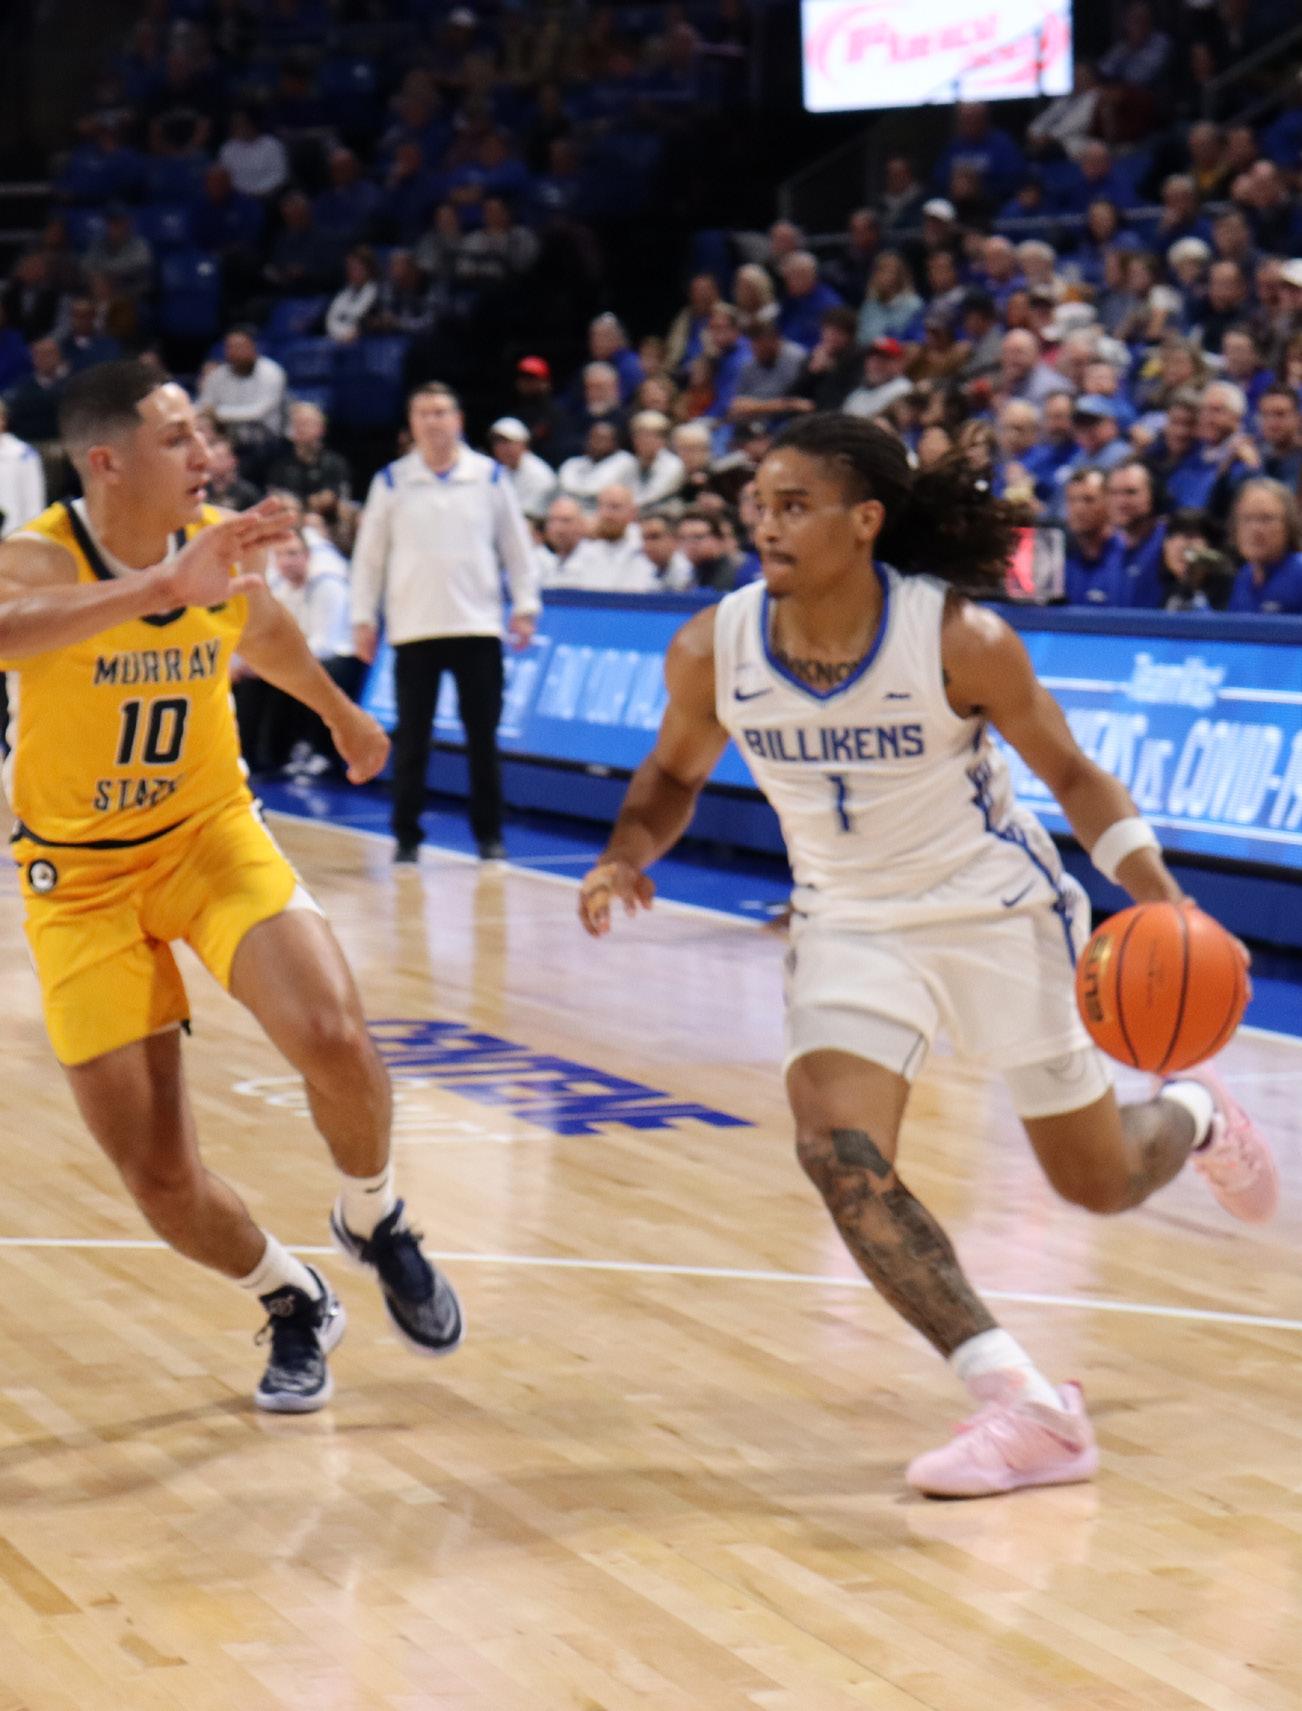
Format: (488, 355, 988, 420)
(769, 412, 1026, 593)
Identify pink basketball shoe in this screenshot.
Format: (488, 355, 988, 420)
(906, 1383, 1098, 1499)
(1176, 1064, 1279, 1224)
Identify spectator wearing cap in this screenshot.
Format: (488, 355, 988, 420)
(1252, 385, 1302, 489)
(797, 307, 862, 411)
(1227, 479, 1302, 613)
(1062, 470, 1127, 605)
(843, 339, 912, 421)
(777, 252, 843, 352)
(559, 485, 647, 591)
(932, 103, 1025, 203)
(488, 417, 558, 521)
(1158, 510, 1233, 611)
(996, 329, 1063, 408)
(509, 355, 560, 456)
(1047, 395, 1132, 519)
(631, 512, 693, 591)
(856, 252, 922, 349)
(628, 411, 686, 512)
(1106, 460, 1166, 607)
(1167, 381, 1254, 514)
(557, 421, 637, 511)
(729, 305, 811, 432)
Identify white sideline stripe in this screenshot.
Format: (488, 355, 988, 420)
(266, 809, 1302, 1049)
(1, 1237, 1299, 1332)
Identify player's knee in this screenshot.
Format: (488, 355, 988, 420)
(287, 1002, 373, 1078)
(1045, 1161, 1130, 1216)
(794, 1123, 893, 1198)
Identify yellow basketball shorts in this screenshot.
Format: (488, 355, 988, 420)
(13, 796, 311, 1067)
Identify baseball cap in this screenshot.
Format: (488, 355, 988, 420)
(1072, 393, 1119, 421)
(517, 355, 550, 379)
(1280, 259, 1302, 288)
(489, 416, 529, 442)
(923, 198, 956, 221)
(869, 336, 903, 357)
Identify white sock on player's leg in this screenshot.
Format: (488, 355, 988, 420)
(1159, 1079, 1217, 1150)
(949, 1327, 1065, 1413)
(337, 1160, 397, 1239)
(237, 1233, 321, 1300)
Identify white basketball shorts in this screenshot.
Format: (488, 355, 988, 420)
(782, 877, 1113, 1119)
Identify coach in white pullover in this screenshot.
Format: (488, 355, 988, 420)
(351, 381, 540, 862)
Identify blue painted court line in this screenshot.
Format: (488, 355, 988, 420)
(257, 774, 1302, 1037)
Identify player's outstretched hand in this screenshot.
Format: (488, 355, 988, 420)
(329, 703, 391, 785)
(578, 858, 654, 937)
(154, 498, 298, 613)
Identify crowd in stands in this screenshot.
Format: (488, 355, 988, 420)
(3, 0, 1302, 655)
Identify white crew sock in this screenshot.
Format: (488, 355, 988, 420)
(237, 1233, 320, 1301)
(1160, 1079, 1217, 1151)
(337, 1160, 397, 1238)
(949, 1328, 1064, 1413)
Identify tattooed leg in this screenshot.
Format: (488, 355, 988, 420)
(796, 1126, 997, 1358)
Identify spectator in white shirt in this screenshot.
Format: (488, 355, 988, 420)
(631, 511, 693, 590)
(628, 410, 686, 512)
(488, 417, 557, 521)
(326, 247, 381, 343)
(0, 400, 46, 534)
(535, 494, 588, 587)
(557, 420, 638, 511)
(218, 107, 290, 200)
(558, 484, 649, 591)
(198, 327, 288, 460)
(350, 382, 539, 860)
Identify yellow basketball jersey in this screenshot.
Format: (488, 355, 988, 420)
(3, 500, 252, 846)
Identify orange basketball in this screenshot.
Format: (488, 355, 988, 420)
(1075, 902, 1249, 1074)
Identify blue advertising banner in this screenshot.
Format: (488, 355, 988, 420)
(362, 594, 1302, 874)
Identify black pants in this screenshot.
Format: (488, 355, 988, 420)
(392, 634, 504, 847)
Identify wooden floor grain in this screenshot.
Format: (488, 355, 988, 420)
(0, 813, 1298, 1711)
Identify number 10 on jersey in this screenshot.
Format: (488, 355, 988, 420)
(115, 697, 191, 767)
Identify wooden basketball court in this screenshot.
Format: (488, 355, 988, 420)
(1, 808, 1299, 1711)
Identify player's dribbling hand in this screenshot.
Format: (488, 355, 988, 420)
(330, 704, 391, 785)
(156, 498, 298, 612)
(578, 858, 654, 937)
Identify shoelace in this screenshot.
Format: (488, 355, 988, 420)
(370, 1221, 436, 1304)
(255, 1306, 321, 1362)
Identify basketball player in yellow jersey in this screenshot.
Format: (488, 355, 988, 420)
(0, 360, 463, 1412)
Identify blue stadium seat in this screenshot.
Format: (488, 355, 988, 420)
(136, 204, 195, 251)
(279, 337, 339, 386)
(156, 251, 223, 343)
(265, 296, 328, 339)
(318, 57, 382, 133)
(331, 335, 410, 429)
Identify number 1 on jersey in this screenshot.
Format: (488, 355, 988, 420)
(827, 772, 853, 833)
(115, 697, 191, 767)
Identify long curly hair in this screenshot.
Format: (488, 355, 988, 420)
(770, 412, 1027, 593)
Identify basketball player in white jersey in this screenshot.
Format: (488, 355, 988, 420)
(578, 414, 1277, 1498)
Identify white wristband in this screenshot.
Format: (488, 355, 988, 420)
(1091, 817, 1160, 883)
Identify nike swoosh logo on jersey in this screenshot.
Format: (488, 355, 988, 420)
(734, 686, 773, 702)
(1000, 880, 1035, 908)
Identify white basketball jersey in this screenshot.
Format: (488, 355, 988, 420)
(713, 567, 1074, 930)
